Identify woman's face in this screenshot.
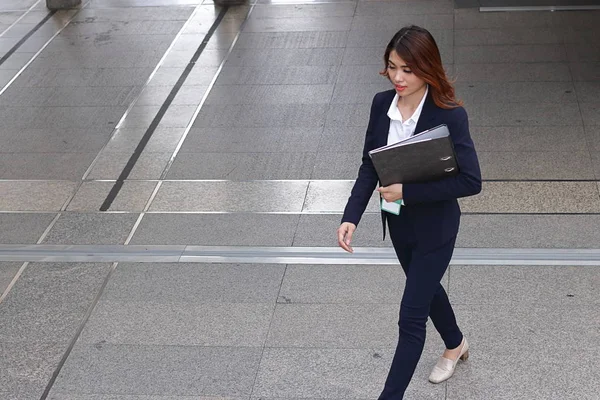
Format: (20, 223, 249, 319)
(387, 50, 426, 98)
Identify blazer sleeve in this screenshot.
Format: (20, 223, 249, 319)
(341, 94, 382, 226)
(402, 107, 482, 205)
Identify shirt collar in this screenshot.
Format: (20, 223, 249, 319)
(387, 85, 429, 124)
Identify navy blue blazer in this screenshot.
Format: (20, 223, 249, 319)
(342, 89, 482, 250)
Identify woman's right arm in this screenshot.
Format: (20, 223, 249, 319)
(341, 93, 381, 227)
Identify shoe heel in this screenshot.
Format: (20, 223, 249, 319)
(459, 350, 469, 361)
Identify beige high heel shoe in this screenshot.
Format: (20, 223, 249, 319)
(428, 337, 469, 384)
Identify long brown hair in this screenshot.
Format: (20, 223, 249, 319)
(380, 25, 461, 109)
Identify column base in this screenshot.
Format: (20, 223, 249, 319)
(47, 0, 82, 10)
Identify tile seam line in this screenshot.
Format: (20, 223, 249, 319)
(154, 3, 256, 183)
(0, 0, 43, 38)
(97, 5, 232, 211)
(38, 261, 119, 400)
(76, 3, 208, 183)
(57, 3, 207, 213)
(0, 1, 89, 97)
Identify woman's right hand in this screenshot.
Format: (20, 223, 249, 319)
(337, 222, 357, 253)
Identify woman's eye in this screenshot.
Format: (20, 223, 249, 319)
(388, 65, 395, 70)
(403, 69, 412, 74)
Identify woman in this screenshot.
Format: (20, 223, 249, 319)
(337, 26, 482, 399)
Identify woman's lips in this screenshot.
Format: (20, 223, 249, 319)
(395, 85, 406, 91)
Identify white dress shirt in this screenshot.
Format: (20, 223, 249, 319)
(386, 85, 429, 146)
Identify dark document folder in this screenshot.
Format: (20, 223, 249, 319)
(368, 124, 459, 187)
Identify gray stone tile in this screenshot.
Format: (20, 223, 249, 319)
(454, 27, 562, 46)
(48, 395, 245, 400)
(318, 125, 368, 152)
(454, 8, 562, 29)
(130, 213, 299, 246)
(267, 303, 400, 348)
(86, 152, 172, 180)
(0, 86, 136, 107)
(179, 127, 323, 153)
(42, 35, 174, 55)
(0, 106, 124, 130)
(253, 347, 445, 399)
(0, 127, 112, 153)
(351, 14, 454, 31)
(0, 213, 55, 244)
(0, 341, 65, 396)
(104, 263, 284, 303)
(0, 262, 110, 343)
(574, 81, 600, 103)
(0, 181, 77, 212)
(249, 3, 356, 18)
(42, 213, 139, 245)
(447, 306, 600, 400)
(449, 265, 600, 306)
(79, 300, 272, 346)
(356, 0, 454, 16)
(343, 45, 454, 65)
(477, 151, 595, 180)
(332, 82, 393, 104)
(454, 62, 572, 82)
(205, 84, 334, 105)
(336, 64, 392, 83)
(234, 31, 348, 49)
(13, 67, 155, 88)
(303, 180, 379, 213)
(227, 47, 344, 66)
(561, 27, 600, 45)
(102, 127, 186, 154)
(293, 213, 385, 248)
(167, 152, 317, 179)
(150, 181, 308, 212)
(347, 28, 453, 49)
(461, 181, 600, 213)
(457, 215, 600, 248)
(469, 126, 587, 152)
(243, 17, 353, 32)
(162, 49, 229, 68)
(584, 125, 600, 151)
(73, 7, 193, 22)
(325, 103, 370, 127)
(0, 153, 97, 180)
(0, 52, 34, 69)
(456, 81, 576, 104)
(60, 20, 186, 36)
(30, 51, 164, 69)
(191, 104, 327, 128)
(217, 65, 338, 85)
(279, 264, 406, 304)
(467, 102, 581, 127)
(67, 181, 157, 212)
(580, 102, 600, 126)
(569, 62, 600, 81)
(567, 43, 600, 63)
(454, 45, 567, 64)
(0, 262, 21, 296)
(148, 67, 187, 86)
(52, 344, 262, 397)
(312, 151, 363, 179)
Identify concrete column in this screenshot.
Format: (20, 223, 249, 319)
(47, 0, 81, 10)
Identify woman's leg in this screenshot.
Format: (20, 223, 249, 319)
(391, 237, 462, 351)
(379, 238, 458, 399)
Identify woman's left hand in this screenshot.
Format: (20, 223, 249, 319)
(378, 183, 403, 203)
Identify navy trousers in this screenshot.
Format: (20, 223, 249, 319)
(378, 218, 463, 399)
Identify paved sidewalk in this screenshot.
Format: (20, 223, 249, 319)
(0, 0, 599, 399)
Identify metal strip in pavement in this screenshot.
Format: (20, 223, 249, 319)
(480, 5, 600, 11)
(1, 245, 600, 265)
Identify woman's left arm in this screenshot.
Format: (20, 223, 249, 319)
(402, 107, 482, 204)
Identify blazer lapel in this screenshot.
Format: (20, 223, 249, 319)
(414, 89, 438, 135)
